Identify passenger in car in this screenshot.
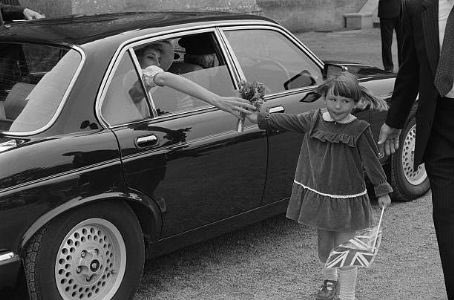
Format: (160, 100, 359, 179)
(131, 40, 254, 118)
(176, 33, 219, 71)
(241, 72, 392, 300)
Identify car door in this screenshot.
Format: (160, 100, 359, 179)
(99, 32, 267, 238)
(221, 26, 369, 206)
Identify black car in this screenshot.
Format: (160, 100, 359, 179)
(0, 11, 429, 299)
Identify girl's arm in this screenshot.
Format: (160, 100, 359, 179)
(244, 110, 313, 133)
(153, 71, 254, 117)
(358, 126, 392, 207)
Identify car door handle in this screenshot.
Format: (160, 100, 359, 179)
(136, 135, 158, 148)
(269, 106, 285, 113)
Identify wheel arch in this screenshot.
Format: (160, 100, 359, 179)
(20, 191, 162, 252)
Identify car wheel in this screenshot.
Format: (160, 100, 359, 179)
(390, 117, 430, 201)
(24, 201, 144, 300)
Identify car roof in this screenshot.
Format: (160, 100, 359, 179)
(0, 11, 276, 46)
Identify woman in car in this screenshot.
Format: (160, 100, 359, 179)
(131, 40, 254, 118)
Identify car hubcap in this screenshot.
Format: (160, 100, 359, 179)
(401, 124, 427, 185)
(55, 218, 126, 300)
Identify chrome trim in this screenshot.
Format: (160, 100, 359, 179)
(0, 157, 122, 194)
(4, 45, 87, 136)
(106, 106, 215, 130)
(269, 106, 285, 113)
(216, 28, 243, 87)
(0, 252, 15, 262)
(96, 46, 134, 129)
(128, 48, 158, 117)
(136, 134, 158, 147)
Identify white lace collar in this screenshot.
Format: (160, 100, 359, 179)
(322, 111, 357, 124)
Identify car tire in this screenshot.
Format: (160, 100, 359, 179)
(24, 201, 144, 300)
(389, 117, 430, 201)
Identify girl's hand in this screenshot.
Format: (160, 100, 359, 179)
(377, 194, 391, 208)
(215, 96, 256, 119)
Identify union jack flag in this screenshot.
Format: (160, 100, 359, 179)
(325, 208, 385, 269)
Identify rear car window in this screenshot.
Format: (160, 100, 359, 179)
(0, 43, 81, 133)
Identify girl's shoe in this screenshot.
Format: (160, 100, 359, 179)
(315, 280, 337, 300)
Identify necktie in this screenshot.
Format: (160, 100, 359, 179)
(435, 6, 454, 96)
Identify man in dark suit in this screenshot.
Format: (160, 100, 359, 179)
(379, 0, 454, 298)
(378, 0, 402, 72)
(0, 3, 44, 25)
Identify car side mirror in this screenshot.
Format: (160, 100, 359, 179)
(284, 70, 316, 90)
(300, 91, 321, 103)
(323, 63, 347, 79)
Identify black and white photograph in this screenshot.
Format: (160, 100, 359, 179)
(0, 0, 451, 299)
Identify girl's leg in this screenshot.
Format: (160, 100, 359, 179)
(317, 229, 337, 280)
(317, 229, 335, 263)
(316, 229, 338, 300)
(334, 231, 357, 300)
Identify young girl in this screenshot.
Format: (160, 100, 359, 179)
(243, 72, 392, 300)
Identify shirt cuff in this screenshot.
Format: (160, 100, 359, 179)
(143, 65, 164, 87)
(257, 112, 270, 130)
(374, 181, 393, 197)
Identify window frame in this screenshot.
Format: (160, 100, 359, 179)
(218, 25, 324, 100)
(0, 43, 85, 136)
(97, 28, 240, 128)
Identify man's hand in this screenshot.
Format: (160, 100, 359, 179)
(378, 123, 402, 156)
(23, 8, 45, 20)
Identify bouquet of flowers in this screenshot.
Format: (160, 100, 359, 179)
(237, 80, 266, 132)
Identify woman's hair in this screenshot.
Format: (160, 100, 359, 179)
(316, 71, 388, 111)
(135, 40, 174, 71)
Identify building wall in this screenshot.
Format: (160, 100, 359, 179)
(257, 0, 367, 32)
(19, 0, 367, 32)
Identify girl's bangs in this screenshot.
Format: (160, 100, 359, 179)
(331, 78, 362, 101)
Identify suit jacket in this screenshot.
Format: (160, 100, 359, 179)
(0, 3, 24, 25)
(378, 0, 402, 18)
(385, 0, 440, 167)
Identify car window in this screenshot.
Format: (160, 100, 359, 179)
(0, 43, 81, 133)
(101, 52, 151, 125)
(223, 29, 323, 94)
(133, 33, 236, 116)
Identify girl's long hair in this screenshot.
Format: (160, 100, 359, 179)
(316, 71, 388, 111)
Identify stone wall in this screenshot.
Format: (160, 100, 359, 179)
(18, 0, 367, 32)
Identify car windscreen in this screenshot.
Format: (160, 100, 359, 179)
(0, 43, 81, 133)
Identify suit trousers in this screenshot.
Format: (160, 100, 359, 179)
(424, 97, 454, 299)
(379, 17, 402, 72)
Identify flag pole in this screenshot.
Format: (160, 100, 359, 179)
(372, 206, 385, 250)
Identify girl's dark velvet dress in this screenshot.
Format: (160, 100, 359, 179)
(258, 109, 392, 232)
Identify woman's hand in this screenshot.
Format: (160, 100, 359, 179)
(215, 96, 256, 118)
(23, 8, 45, 20)
(377, 194, 391, 208)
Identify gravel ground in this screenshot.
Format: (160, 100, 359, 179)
(135, 28, 447, 300)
